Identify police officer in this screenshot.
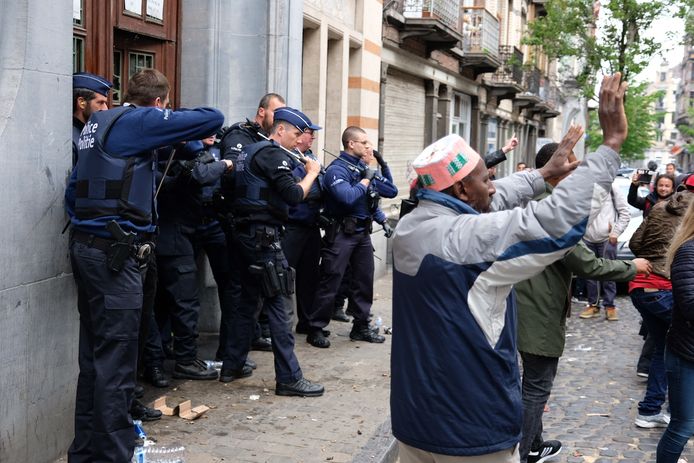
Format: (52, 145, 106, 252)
(280, 125, 324, 334)
(306, 126, 398, 349)
(220, 107, 324, 398)
(219, 93, 287, 351)
(72, 72, 111, 166)
(152, 138, 233, 381)
(65, 68, 223, 462)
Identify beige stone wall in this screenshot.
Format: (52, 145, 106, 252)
(302, 0, 383, 164)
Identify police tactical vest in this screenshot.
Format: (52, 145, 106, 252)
(232, 140, 290, 222)
(73, 105, 155, 227)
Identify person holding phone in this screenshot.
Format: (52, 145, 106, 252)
(629, 172, 675, 217)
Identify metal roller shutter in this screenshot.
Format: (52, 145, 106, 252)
(382, 68, 426, 201)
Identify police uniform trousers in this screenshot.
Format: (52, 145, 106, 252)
(281, 223, 321, 332)
(190, 222, 236, 361)
(140, 257, 165, 372)
(154, 223, 203, 363)
(308, 230, 374, 330)
(68, 240, 143, 463)
(222, 226, 302, 383)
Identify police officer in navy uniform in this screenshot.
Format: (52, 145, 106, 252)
(72, 73, 111, 166)
(151, 137, 234, 381)
(65, 68, 223, 463)
(306, 126, 398, 348)
(280, 124, 324, 334)
(220, 107, 324, 397)
(218, 93, 287, 351)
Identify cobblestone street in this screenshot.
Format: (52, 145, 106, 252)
(56, 275, 694, 463)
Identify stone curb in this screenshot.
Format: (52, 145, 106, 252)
(353, 417, 398, 463)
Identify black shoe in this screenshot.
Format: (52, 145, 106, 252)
(134, 384, 145, 398)
(307, 330, 331, 348)
(144, 366, 170, 388)
(130, 399, 162, 422)
(251, 337, 273, 352)
(245, 358, 257, 370)
(172, 359, 218, 380)
(331, 307, 350, 322)
(528, 440, 562, 463)
(350, 325, 385, 343)
(219, 364, 253, 383)
(276, 378, 324, 397)
(345, 307, 355, 317)
(296, 325, 331, 336)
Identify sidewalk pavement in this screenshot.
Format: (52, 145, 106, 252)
(56, 276, 694, 462)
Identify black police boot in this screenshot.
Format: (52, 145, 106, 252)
(172, 359, 218, 380)
(275, 377, 325, 397)
(143, 366, 170, 388)
(219, 364, 253, 383)
(134, 384, 145, 398)
(130, 399, 162, 422)
(245, 358, 257, 370)
(332, 307, 350, 322)
(251, 336, 273, 352)
(307, 329, 331, 348)
(350, 323, 386, 343)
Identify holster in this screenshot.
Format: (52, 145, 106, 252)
(254, 226, 279, 248)
(342, 216, 357, 235)
(323, 220, 339, 245)
(249, 261, 296, 297)
(105, 220, 136, 272)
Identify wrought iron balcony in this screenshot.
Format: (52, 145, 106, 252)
(485, 45, 524, 101)
(388, 0, 463, 53)
(460, 7, 501, 77)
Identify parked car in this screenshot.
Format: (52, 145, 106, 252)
(612, 176, 647, 261)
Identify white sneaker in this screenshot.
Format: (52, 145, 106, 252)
(635, 412, 670, 428)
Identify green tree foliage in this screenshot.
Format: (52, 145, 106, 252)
(524, 0, 673, 160)
(587, 84, 664, 160)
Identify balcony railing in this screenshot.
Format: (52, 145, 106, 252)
(403, 0, 460, 30)
(461, 7, 499, 58)
(492, 45, 524, 86)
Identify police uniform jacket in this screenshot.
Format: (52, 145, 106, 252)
(65, 105, 224, 237)
(232, 140, 307, 226)
(323, 152, 398, 229)
(287, 149, 323, 226)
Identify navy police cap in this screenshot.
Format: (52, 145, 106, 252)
(73, 72, 113, 97)
(274, 107, 322, 132)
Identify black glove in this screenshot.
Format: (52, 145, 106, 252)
(362, 167, 376, 181)
(382, 222, 394, 238)
(373, 150, 387, 168)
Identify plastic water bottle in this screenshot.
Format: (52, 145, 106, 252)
(143, 444, 186, 462)
(132, 420, 147, 463)
(374, 316, 383, 334)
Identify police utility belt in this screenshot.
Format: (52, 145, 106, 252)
(72, 220, 154, 272)
(322, 216, 372, 243)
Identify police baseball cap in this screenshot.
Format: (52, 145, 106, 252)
(72, 72, 113, 97)
(274, 107, 322, 132)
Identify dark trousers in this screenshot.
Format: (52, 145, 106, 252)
(519, 351, 559, 463)
(190, 224, 236, 361)
(68, 241, 142, 463)
(584, 240, 617, 307)
(282, 223, 321, 331)
(308, 231, 374, 329)
(335, 264, 353, 311)
(140, 258, 165, 370)
(657, 349, 694, 462)
(630, 289, 673, 415)
(221, 229, 302, 383)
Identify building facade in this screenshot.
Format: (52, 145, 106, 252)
(644, 61, 680, 169)
(675, 45, 694, 172)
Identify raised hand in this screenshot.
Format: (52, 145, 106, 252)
(537, 124, 584, 180)
(598, 73, 628, 152)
